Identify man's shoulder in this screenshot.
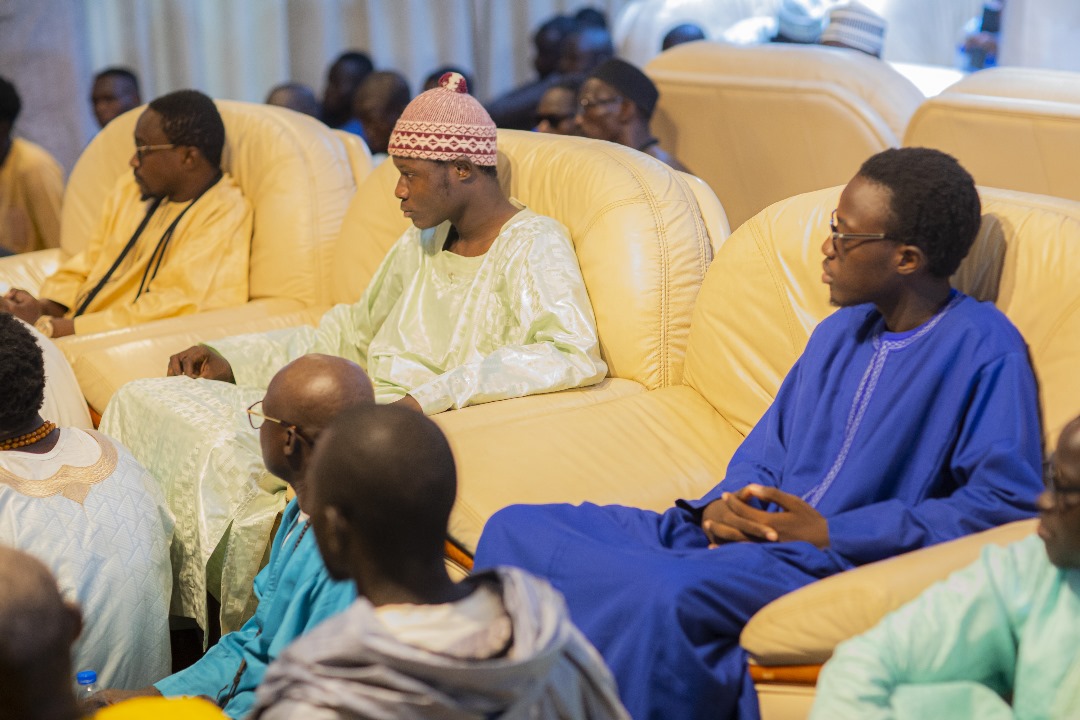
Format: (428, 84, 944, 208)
(10, 137, 61, 172)
(504, 206, 573, 248)
(941, 293, 1028, 356)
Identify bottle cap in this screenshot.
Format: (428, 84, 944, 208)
(76, 670, 97, 685)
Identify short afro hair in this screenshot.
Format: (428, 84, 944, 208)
(0, 314, 46, 431)
(857, 147, 981, 278)
(0, 76, 21, 125)
(148, 89, 226, 167)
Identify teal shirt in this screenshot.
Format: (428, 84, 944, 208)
(813, 534, 1080, 719)
(155, 499, 355, 718)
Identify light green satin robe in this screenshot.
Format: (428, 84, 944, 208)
(212, 203, 606, 412)
(100, 203, 606, 632)
(812, 534, 1080, 719)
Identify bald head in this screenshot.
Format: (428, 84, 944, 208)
(0, 547, 80, 717)
(559, 26, 615, 75)
(266, 82, 320, 117)
(259, 354, 374, 492)
(310, 404, 456, 582)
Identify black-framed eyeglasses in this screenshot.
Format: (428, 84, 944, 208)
(578, 95, 622, 112)
(133, 143, 178, 161)
(1045, 459, 1080, 511)
(829, 209, 891, 257)
(246, 400, 312, 444)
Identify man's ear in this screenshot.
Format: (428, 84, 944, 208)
(319, 505, 352, 579)
(896, 244, 926, 276)
(283, 427, 301, 458)
(452, 159, 473, 180)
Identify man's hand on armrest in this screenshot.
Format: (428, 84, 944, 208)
(701, 485, 829, 549)
(167, 344, 236, 383)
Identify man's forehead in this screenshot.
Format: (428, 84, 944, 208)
(134, 109, 164, 137)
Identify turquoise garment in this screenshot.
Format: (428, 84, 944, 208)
(812, 534, 1080, 719)
(210, 202, 606, 413)
(155, 499, 354, 719)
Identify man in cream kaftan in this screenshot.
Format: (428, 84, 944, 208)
(100, 203, 606, 633)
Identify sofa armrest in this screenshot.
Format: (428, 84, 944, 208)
(0, 248, 64, 296)
(740, 518, 1038, 666)
(63, 300, 326, 413)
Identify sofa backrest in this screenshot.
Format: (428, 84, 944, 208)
(683, 183, 1080, 450)
(330, 130, 717, 390)
(646, 41, 924, 229)
(904, 67, 1080, 202)
(60, 100, 362, 307)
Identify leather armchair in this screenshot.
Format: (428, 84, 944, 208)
(439, 184, 1080, 718)
(70, 130, 725, 417)
(0, 100, 367, 391)
(645, 41, 924, 229)
(904, 66, 1080, 202)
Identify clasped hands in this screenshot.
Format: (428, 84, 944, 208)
(700, 484, 829, 549)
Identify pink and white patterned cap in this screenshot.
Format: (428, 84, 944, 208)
(388, 72, 497, 166)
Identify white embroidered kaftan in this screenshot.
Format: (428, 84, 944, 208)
(100, 203, 606, 633)
(0, 429, 174, 689)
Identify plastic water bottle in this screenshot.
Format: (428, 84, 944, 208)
(75, 670, 99, 699)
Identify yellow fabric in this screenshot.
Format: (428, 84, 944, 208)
(39, 172, 252, 335)
(93, 696, 226, 719)
(0, 137, 63, 253)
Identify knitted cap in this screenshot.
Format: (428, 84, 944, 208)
(387, 72, 496, 166)
(821, 2, 888, 57)
(776, 0, 829, 44)
(589, 58, 659, 120)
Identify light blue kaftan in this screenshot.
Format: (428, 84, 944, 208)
(812, 534, 1080, 719)
(101, 202, 605, 632)
(475, 292, 1044, 720)
(155, 498, 354, 719)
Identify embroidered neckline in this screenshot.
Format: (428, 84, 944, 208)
(0, 430, 118, 505)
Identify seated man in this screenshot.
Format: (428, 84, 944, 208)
(248, 404, 630, 719)
(811, 415, 1080, 719)
(535, 75, 583, 136)
(91, 67, 142, 129)
(474, 148, 1045, 720)
(91, 354, 374, 717)
(0, 313, 172, 689)
(575, 58, 690, 172)
(264, 82, 319, 118)
(2, 89, 253, 337)
(100, 71, 605, 631)
(349, 70, 410, 164)
(0, 75, 63, 254)
(321, 51, 374, 134)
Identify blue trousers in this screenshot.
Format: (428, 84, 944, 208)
(474, 502, 851, 720)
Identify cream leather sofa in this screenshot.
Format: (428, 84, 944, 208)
(645, 41, 924, 229)
(0, 100, 367, 387)
(70, 130, 723, 418)
(443, 184, 1080, 718)
(904, 66, 1080, 202)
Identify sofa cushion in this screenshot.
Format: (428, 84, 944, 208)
(741, 519, 1038, 665)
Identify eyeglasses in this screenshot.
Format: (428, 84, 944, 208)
(829, 209, 891, 257)
(578, 95, 622, 112)
(1045, 460, 1080, 511)
(133, 143, 178, 161)
(246, 400, 312, 444)
(535, 113, 574, 127)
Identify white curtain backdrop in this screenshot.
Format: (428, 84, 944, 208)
(2, 0, 628, 173)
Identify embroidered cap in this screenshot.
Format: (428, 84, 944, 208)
(820, 2, 888, 57)
(387, 72, 497, 166)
